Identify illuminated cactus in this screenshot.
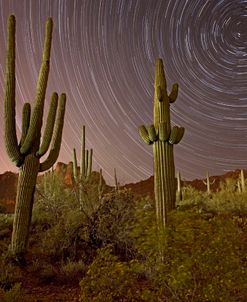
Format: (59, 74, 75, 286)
(203, 172, 215, 194)
(4, 15, 66, 258)
(240, 169, 246, 193)
(72, 125, 93, 208)
(139, 59, 184, 229)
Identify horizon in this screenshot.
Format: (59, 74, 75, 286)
(0, 0, 247, 185)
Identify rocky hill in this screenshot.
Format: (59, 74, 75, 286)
(0, 162, 246, 213)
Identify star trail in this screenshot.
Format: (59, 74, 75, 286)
(0, 0, 247, 185)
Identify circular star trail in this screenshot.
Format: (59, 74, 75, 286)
(0, 0, 247, 185)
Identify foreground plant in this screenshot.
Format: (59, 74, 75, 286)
(4, 15, 66, 259)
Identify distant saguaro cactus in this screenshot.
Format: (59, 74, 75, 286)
(72, 125, 93, 208)
(114, 168, 119, 192)
(176, 171, 183, 201)
(203, 172, 215, 194)
(240, 169, 246, 193)
(139, 59, 184, 229)
(4, 15, 66, 258)
(98, 168, 104, 201)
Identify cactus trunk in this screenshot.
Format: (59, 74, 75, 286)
(11, 154, 39, 256)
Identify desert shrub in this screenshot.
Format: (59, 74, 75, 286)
(91, 188, 137, 259)
(0, 214, 14, 229)
(177, 186, 210, 211)
(0, 204, 6, 214)
(58, 259, 86, 284)
(40, 209, 87, 261)
(130, 204, 247, 302)
(205, 190, 247, 215)
(33, 173, 77, 228)
(79, 245, 161, 302)
(0, 263, 21, 291)
(0, 282, 23, 302)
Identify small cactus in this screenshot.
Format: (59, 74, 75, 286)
(114, 168, 119, 192)
(176, 171, 183, 201)
(72, 125, 93, 208)
(203, 172, 215, 194)
(240, 169, 246, 193)
(98, 168, 104, 201)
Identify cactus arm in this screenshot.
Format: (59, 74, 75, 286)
(4, 15, 24, 166)
(147, 125, 158, 142)
(169, 126, 185, 144)
(20, 18, 53, 154)
(240, 169, 246, 192)
(36, 92, 58, 157)
(80, 125, 86, 180)
(168, 83, 179, 103)
(114, 168, 119, 191)
(139, 125, 152, 145)
(39, 93, 66, 172)
(19, 102, 31, 147)
(98, 168, 103, 200)
(86, 149, 93, 181)
(73, 148, 78, 182)
(85, 150, 89, 177)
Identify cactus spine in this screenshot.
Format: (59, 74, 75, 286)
(4, 15, 66, 258)
(203, 172, 215, 194)
(72, 125, 93, 208)
(139, 59, 184, 229)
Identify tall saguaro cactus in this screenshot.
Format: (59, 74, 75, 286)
(4, 15, 66, 258)
(139, 59, 184, 230)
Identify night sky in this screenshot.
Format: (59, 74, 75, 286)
(0, 0, 247, 185)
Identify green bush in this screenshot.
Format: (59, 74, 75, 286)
(79, 245, 161, 302)
(80, 195, 247, 302)
(58, 259, 86, 284)
(40, 209, 87, 261)
(91, 188, 137, 259)
(0, 204, 6, 214)
(131, 205, 247, 302)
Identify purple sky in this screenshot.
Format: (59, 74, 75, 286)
(0, 0, 247, 185)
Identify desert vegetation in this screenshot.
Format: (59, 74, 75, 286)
(0, 173, 247, 301)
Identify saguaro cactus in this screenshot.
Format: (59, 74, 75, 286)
(240, 169, 246, 193)
(114, 168, 119, 192)
(98, 168, 104, 201)
(139, 59, 184, 229)
(4, 15, 66, 258)
(72, 125, 93, 208)
(203, 172, 215, 194)
(176, 171, 183, 201)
